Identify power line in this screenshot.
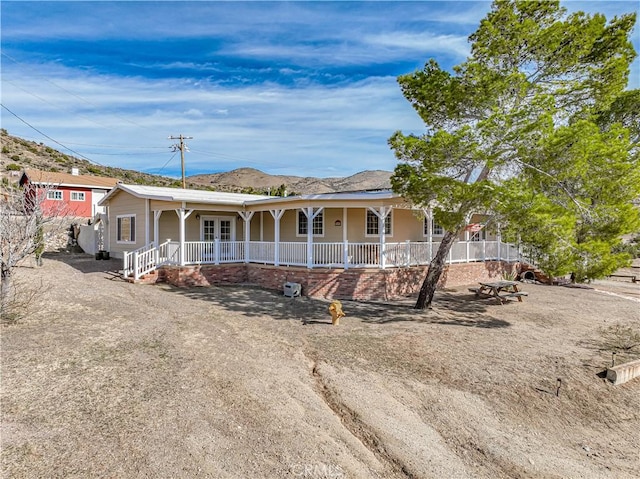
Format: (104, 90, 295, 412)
(153, 151, 180, 176)
(1, 103, 103, 166)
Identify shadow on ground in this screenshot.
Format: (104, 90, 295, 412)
(43, 252, 124, 279)
(163, 283, 510, 329)
(44, 252, 510, 328)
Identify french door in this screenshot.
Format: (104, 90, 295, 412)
(202, 216, 234, 241)
(201, 216, 235, 261)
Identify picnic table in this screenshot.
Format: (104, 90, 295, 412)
(468, 280, 528, 305)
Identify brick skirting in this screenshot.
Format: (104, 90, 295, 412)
(157, 261, 517, 300)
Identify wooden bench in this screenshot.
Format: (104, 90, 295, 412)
(498, 291, 528, 303)
(499, 292, 528, 299)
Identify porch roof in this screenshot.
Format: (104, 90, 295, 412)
(245, 189, 400, 205)
(100, 183, 410, 210)
(99, 183, 270, 207)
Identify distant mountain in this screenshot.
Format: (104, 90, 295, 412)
(1, 130, 393, 194)
(188, 167, 392, 194)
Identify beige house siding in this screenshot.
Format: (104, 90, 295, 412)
(393, 209, 424, 241)
(106, 191, 147, 257)
(156, 210, 245, 243)
(104, 187, 499, 258)
(241, 207, 425, 244)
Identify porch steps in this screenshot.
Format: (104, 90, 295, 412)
(124, 270, 160, 284)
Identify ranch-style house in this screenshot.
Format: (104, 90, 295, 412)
(98, 184, 522, 300)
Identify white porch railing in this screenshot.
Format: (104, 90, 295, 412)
(124, 239, 523, 280)
(123, 240, 175, 280)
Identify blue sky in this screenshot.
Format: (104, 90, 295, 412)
(1, 1, 638, 179)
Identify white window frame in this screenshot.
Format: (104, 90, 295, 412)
(424, 218, 444, 237)
(116, 214, 136, 244)
(296, 210, 324, 237)
(47, 190, 63, 201)
(70, 191, 86, 202)
(365, 210, 392, 237)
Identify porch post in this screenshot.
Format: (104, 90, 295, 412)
(238, 211, 255, 264)
(145, 199, 150, 245)
(343, 240, 349, 270)
(175, 205, 194, 266)
(424, 207, 433, 262)
(465, 213, 473, 263)
(153, 210, 162, 247)
(497, 222, 502, 261)
(342, 208, 348, 242)
(405, 240, 411, 267)
(380, 210, 386, 269)
(342, 207, 349, 269)
(178, 209, 185, 266)
(368, 206, 391, 269)
(133, 251, 140, 280)
(302, 207, 323, 269)
(269, 209, 284, 266)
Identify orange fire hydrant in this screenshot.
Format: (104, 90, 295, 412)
(328, 300, 345, 326)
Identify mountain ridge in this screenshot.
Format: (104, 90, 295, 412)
(1, 130, 392, 194)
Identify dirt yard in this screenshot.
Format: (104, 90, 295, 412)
(2, 253, 639, 478)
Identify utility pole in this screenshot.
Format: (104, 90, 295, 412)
(169, 134, 193, 188)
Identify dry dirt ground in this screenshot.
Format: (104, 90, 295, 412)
(2, 253, 639, 479)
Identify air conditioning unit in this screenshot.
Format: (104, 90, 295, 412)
(283, 282, 301, 298)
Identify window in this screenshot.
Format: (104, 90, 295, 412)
(297, 210, 324, 236)
(47, 190, 63, 201)
(70, 191, 85, 201)
(366, 210, 392, 236)
(116, 215, 136, 243)
(423, 219, 444, 236)
(470, 230, 486, 241)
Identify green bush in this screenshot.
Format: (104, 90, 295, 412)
(5, 163, 21, 171)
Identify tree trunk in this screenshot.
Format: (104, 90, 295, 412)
(1, 266, 13, 320)
(415, 230, 459, 309)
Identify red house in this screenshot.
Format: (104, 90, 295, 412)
(19, 168, 120, 218)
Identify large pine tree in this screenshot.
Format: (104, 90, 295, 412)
(389, 0, 639, 309)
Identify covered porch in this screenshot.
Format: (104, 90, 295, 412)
(124, 238, 520, 280)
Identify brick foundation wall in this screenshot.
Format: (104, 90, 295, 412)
(158, 261, 519, 300)
(158, 264, 248, 288)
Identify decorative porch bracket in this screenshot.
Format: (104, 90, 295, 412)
(269, 209, 285, 266)
(368, 206, 392, 269)
(238, 211, 255, 263)
(301, 207, 324, 269)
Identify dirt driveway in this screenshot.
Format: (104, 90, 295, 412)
(2, 253, 639, 478)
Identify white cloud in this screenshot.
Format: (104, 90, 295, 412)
(1, 62, 424, 177)
(364, 32, 471, 59)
